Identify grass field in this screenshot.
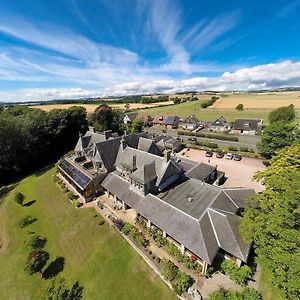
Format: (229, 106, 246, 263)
(0, 167, 176, 300)
(32, 101, 172, 113)
(138, 97, 300, 123)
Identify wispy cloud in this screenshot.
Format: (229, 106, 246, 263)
(2, 60, 300, 101)
(276, 0, 300, 19)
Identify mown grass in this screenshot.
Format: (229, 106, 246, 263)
(138, 100, 300, 124)
(259, 268, 283, 300)
(0, 167, 176, 300)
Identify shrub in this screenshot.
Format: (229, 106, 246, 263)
(19, 216, 37, 228)
(177, 131, 238, 142)
(239, 147, 249, 152)
(201, 96, 219, 108)
(162, 129, 167, 133)
(114, 219, 124, 230)
(236, 103, 244, 111)
(121, 222, 134, 235)
(25, 235, 47, 250)
(24, 250, 50, 275)
(221, 260, 252, 286)
(228, 146, 238, 152)
(15, 192, 25, 206)
(98, 220, 105, 225)
(207, 142, 218, 148)
(66, 192, 74, 200)
(62, 187, 68, 193)
(73, 200, 83, 208)
(172, 270, 192, 295)
(160, 258, 178, 281)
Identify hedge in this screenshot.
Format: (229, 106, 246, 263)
(178, 131, 239, 142)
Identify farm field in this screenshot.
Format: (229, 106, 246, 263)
(0, 167, 176, 300)
(211, 91, 300, 109)
(138, 92, 300, 123)
(32, 101, 172, 113)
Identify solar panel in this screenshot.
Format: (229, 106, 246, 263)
(59, 159, 91, 189)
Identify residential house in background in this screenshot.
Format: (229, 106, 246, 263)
(180, 115, 199, 130)
(209, 116, 231, 132)
(163, 116, 180, 129)
(135, 113, 152, 125)
(233, 119, 263, 135)
(153, 115, 165, 126)
(123, 112, 138, 124)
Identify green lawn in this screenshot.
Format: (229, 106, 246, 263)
(0, 167, 176, 300)
(138, 100, 300, 124)
(259, 268, 283, 300)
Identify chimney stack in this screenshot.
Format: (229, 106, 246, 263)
(132, 155, 137, 170)
(104, 130, 112, 140)
(164, 150, 171, 162)
(88, 126, 95, 133)
(121, 137, 127, 150)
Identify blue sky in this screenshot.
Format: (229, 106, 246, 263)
(0, 0, 300, 101)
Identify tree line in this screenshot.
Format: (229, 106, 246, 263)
(0, 106, 88, 186)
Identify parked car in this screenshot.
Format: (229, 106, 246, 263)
(233, 154, 242, 161)
(216, 152, 224, 158)
(225, 153, 233, 160)
(205, 150, 213, 157)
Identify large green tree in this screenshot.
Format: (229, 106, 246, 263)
(257, 121, 299, 158)
(240, 145, 300, 299)
(268, 104, 296, 123)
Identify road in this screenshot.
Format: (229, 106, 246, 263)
(146, 127, 261, 150)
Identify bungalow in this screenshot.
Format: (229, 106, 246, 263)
(233, 119, 263, 135)
(123, 112, 138, 124)
(180, 115, 199, 130)
(209, 116, 231, 133)
(163, 116, 180, 129)
(152, 115, 165, 126)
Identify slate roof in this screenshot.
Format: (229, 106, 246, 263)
(115, 146, 182, 186)
(102, 170, 254, 264)
(138, 137, 163, 156)
(186, 162, 216, 181)
(164, 116, 180, 126)
(182, 115, 199, 125)
(210, 116, 230, 128)
(233, 119, 263, 131)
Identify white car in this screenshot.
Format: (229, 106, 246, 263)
(225, 153, 233, 160)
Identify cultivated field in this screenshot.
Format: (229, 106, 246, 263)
(212, 91, 300, 109)
(32, 101, 172, 113)
(0, 167, 175, 300)
(138, 92, 300, 124)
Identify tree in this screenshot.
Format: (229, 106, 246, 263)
(15, 192, 25, 206)
(172, 270, 192, 295)
(24, 250, 50, 275)
(235, 103, 244, 111)
(93, 104, 122, 133)
(268, 104, 295, 123)
(124, 103, 130, 111)
(131, 119, 143, 133)
(25, 235, 47, 250)
(257, 121, 298, 158)
(45, 278, 84, 300)
(173, 98, 181, 104)
(240, 145, 300, 299)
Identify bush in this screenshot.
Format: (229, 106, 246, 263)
(19, 216, 37, 228)
(239, 147, 249, 152)
(160, 258, 178, 281)
(15, 192, 25, 206)
(221, 260, 252, 286)
(177, 131, 238, 142)
(228, 146, 238, 152)
(172, 270, 192, 295)
(121, 222, 134, 235)
(25, 235, 47, 250)
(207, 142, 218, 148)
(73, 200, 83, 208)
(208, 287, 262, 300)
(236, 103, 244, 111)
(201, 96, 219, 108)
(24, 250, 50, 275)
(98, 220, 105, 225)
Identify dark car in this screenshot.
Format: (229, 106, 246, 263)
(205, 150, 213, 157)
(187, 137, 196, 142)
(233, 154, 242, 161)
(216, 152, 224, 158)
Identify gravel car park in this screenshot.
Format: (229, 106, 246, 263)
(177, 148, 265, 192)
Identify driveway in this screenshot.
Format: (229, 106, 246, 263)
(178, 149, 265, 192)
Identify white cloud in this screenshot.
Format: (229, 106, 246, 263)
(2, 60, 300, 102)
